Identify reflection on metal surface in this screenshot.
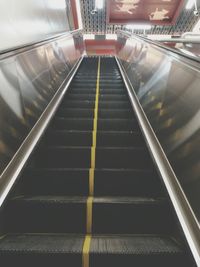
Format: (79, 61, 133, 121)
(0, 0, 75, 52)
(0, 31, 84, 175)
(116, 31, 200, 223)
(116, 56, 200, 267)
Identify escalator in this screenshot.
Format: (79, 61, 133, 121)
(0, 57, 195, 266)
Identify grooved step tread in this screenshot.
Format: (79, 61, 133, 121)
(0, 234, 190, 267)
(6, 196, 174, 234)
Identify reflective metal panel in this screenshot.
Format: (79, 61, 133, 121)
(0, 31, 84, 175)
(117, 32, 200, 222)
(0, 0, 73, 52)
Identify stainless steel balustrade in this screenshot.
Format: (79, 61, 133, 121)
(116, 30, 200, 266)
(0, 30, 84, 206)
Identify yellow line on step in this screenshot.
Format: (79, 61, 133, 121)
(83, 57, 101, 267)
(89, 57, 100, 196)
(82, 235, 92, 267)
(86, 196, 93, 234)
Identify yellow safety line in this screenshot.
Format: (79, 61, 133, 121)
(89, 168, 95, 196)
(86, 196, 93, 234)
(82, 235, 92, 267)
(82, 57, 101, 267)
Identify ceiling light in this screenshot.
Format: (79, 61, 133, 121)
(126, 24, 152, 30)
(186, 0, 195, 9)
(96, 0, 104, 9)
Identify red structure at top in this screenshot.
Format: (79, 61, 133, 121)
(107, 0, 184, 25)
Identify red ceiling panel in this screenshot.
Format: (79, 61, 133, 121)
(107, 0, 184, 25)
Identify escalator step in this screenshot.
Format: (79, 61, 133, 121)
(96, 132, 143, 147)
(89, 235, 189, 267)
(56, 108, 134, 119)
(19, 168, 163, 197)
(92, 197, 174, 234)
(0, 234, 84, 267)
(61, 100, 95, 109)
(98, 119, 138, 131)
(66, 94, 95, 101)
(98, 109, 134, 119)
(56, 108, 94, 119)
(6, 196, 87, 233)
(21, 168, 89, 196)
(6, 196, 173, 234)
(69, 89, 96, 94)
(36, 146, 152, 169)
(99, 101, 131, 109)
(99, 89, 125, 94)
(52, 118, 93, 130)
(96, 147, 152, 168)
(45, 131, 143, 147)
(36, 146, 91, 168)
(51, 118, 137, 131)
(45, 131, 92, 146)
(0, 234, 188, 267)
(99, 95, 128, 101)
(94, 168, 163, 196)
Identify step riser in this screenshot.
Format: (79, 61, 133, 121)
(36, 148, 151, 169)
(61, 101, 131, 109)
(66, 95, 129, 101)
(21, 169, 162, 197)
(51, 119, 138, 131)
(56, 109, 134, 119)
(45, 132, 143, 147)
(6, 199, 174, 234)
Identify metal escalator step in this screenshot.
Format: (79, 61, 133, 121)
(0, 234, 84, 267)
(45, 130, 143, 147)
(61, 100, 95, 109)
(98, 109, 134, 119)
(5, 196, 174, 234)
(99, 95, 128, 101)
(70, 83, 97, 88)
(99, 101, 130, 109)
(69, 89, 96, 94)
(89, 235, 190, 267)
(95, 147, 152, 169)
(51, 118, 93, 130)
(66, 94, 96, 101)
(36, 146, 91, 168)
(21, 168, 89, 195)
(97, 131, 143, 147)
(94, 168, 163, 197)
(91, 197, 175, 234)
(99, 89, 126, 94)
(5, 196, 87, 233)
(69, 89, 126, 95)
(97, 119, 138, 131)
(73, 80, 123, 84)
(56, 108, 134, 119)
(20, 167, 162, 197)
(100, 86, 125, 90)
(0, 234, 189, 267)
(45, 130, 92, 146)
(56, 108, 94, 118)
